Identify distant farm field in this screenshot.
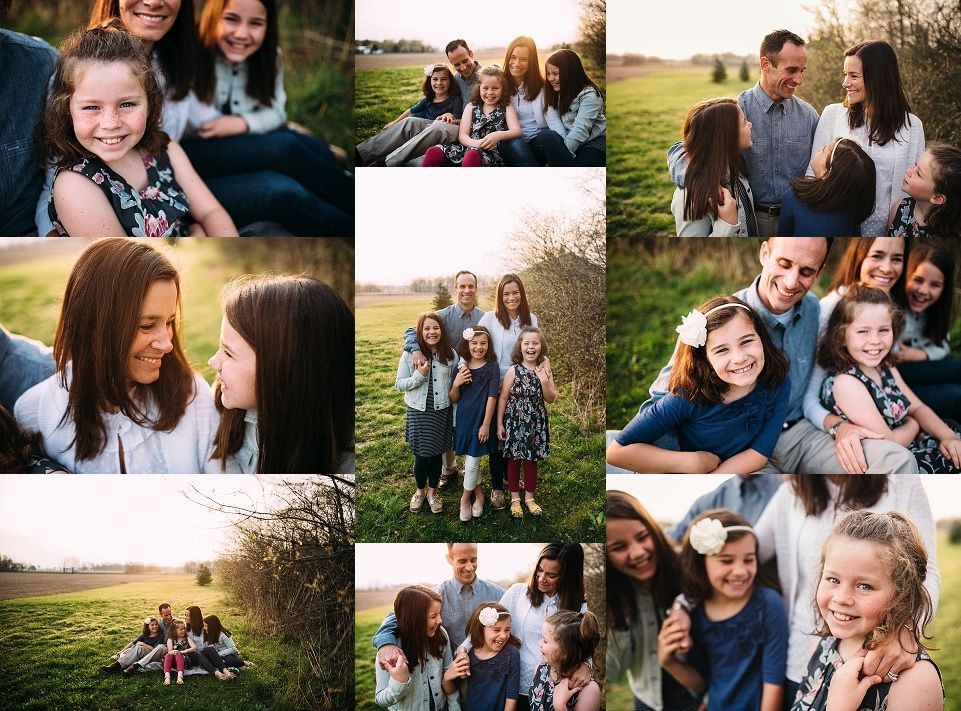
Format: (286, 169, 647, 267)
(355, 293, 604, 543)
(607, 66, 754, 238)
(0, 575, 301, 710)
(0, 572, 163, 601)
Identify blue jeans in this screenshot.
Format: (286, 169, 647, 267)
(529, 129, 607, 166)
(498, 134, 548, 166)
(898, 358, 961, 421)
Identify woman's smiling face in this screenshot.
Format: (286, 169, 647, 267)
(127, 279, 176, 387)
(119, 0, 181, 47)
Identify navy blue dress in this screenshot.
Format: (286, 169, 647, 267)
(453, 360, 500, 457)
(777, 186, 861, 237)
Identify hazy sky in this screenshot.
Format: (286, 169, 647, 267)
(607, 0, 857, 59)
(0, 476, 320, 568)
(356, 0, 582, 50)
(355, 168, 603, 284)
(608, 475, 961, 527)
(356, 543, 546, 589)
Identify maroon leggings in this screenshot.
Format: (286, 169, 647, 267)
(163, 652, 185, 673)
(507, 459, 538, 493)
(423, 146, 484, 167)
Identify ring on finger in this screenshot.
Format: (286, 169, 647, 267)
(885, 671, 899, 682)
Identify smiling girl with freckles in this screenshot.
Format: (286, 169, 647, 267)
(13, 238, 231, 473)
(607, 296, 791, 474)
(460, 602, 522, 711)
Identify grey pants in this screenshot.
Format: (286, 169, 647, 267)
(118, 643, 166, 669)
(357, 117, 459, 166)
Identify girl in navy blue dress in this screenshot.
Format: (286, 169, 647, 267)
(449, 326, 500, 522)
(607, 296, 791, 474)
(661, 509, 788, 711)
(462, 602, 521, 711)
(779, 138, 876, 236)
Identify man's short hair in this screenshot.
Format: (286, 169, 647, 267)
(159, 602, 171, 613)
(446, 39, 471, 55)
(760, 30, 805, 66)
(453, 270, 478, 286)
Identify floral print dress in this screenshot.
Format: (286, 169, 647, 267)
(821, 364, 961, 473)
(791, 636, 941, 711)
(440, 104, 508, 167)
(528, 663, 583, 711)
(49, 151, 190, 237)
(888, 197, 932, 237)
(502, 363, 549, 461)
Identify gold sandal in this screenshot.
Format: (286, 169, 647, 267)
(510, 499, 524, 518)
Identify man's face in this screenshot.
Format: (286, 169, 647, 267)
(447, 45, 475, 80)
(760, 41, 807, 101)
(160, 606, 173, 623)
(757, 237, 826, 314)
(446, 543, 478, 585)
(454, 273, 477, 310)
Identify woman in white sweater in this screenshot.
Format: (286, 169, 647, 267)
(14, 239, 235, 473)
(808, 40, 924, 236)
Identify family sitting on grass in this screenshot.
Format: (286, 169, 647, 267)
(356, 37, 605, 167)
(100, 603, 253, 685)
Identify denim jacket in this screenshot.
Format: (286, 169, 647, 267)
(559, 86, 606, 155)
(396, 349, 457, 411)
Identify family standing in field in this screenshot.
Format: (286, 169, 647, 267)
(607, 236, 961, 475)
(356, 36, 606, 167)
(2, 0, 354, 237)
(372, 543, 602, 711)
(100, 602, 254, 684)
(607, 482, 944, 711)
(1, 238, 354, 474)
(668, 29, 961, 237)
(396, 271, 558, 521)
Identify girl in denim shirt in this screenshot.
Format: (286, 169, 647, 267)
(397, 313, 457, 515)
(543, 49, 606, 167)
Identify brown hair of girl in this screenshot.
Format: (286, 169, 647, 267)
(926, 143, 961, 237)
(510, 326, 548, 366)
(904, 240, 955, 345)
(467, 65, 511, 109)
(544, 610, 600, 679)
(493, 274, 532, 330)
(526, 543, 584, 611)
(813, 510, 933, 652)
(816, 284, 903, 373)
(414, 312, 454, 365)
(543, 49, 602, 116)
(53, 239, 193, 462)
(606, 490, 683, 630)
(420, 64, 461, 102)
(394, 585, 447, 673)
(203, 614, 232, 644)
(791, 138, 876, 224)
(681, 98, 749, 222)
(669, 296, 789, 404)
(43, 21, 168, 170)
(212, 275, 354, 474)
(465, 602, 521, 649)
(196, 0, 280, 107)
(503, 36, 543, 100)
(788, 474, 888, 517)
(456, 326, 496, 363)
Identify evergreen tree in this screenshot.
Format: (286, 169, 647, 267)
(739, 59, 750, 82)
(195, 563, 212, 586)
(431, 282, 453, 310)
(711, 57, 727, 83)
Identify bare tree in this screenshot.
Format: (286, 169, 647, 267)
(578, 0, 606, 72)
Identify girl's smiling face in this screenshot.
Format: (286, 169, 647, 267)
(468, 333, 489, 361)
(704, 534, 757, 602)
(425, 600, 442, 637)
(704, 312, 765, 392)
(501, 281, 522, 314)
(482, 617, 512, 652)
(508, 46, 530, 79)
(430, 69, 450, 98)
(519, 332, 542, 363)
(816, 536, 893, 645)
(128, 279, 176, 387)
(421, 317, 442, 349)
(538, 622, 559, 664)
(545, 62, 560, 91)
(479, 75, 503, 106)
(216, 0, 268, 65)
(209, 315, 258, 411)
(606, 518, 657, 586)
(69, 60, 148, 167)
(844, 303, 894, 370)
(148, 619, 160, 634)
(858, 238, 904, 292)
(901, 150, 944, 203)
(905, 260, 945, 313)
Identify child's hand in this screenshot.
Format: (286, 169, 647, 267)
(689, 450, 721, 473)
(825, 649, 882, 711)
(709, 186, 738, 225)
(453, 364, 472, 387)
(657, 615, 690, 667)
(434, 113, 456, 124)
(377, 643, 402, 670)
(568, 661, 592, 691)
(444, 652, 470, 681)
(478, 136, 500, 150)
(498, 423, 506, 441)
(197, 115, 249, 139)
(939, 436, 961, 469)
(552, 678, 573, 711)
(416, 359, 430, 377)
(385, 653, 410, 684)
(534, 360, 553, 384)
(478, 425, 489, 443)
(412, 350, 428, 370)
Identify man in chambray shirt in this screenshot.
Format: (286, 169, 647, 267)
(372, 543, 504, 661)
(668, 30, 820, 236)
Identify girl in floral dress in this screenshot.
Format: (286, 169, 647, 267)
(497, 327, 556, 518)
(529, 611, 601, 711)
(42, 22, 236, 236)
(423, 65, 521, 167)
(791, 510, 942, 711)
(818, 284, 961, 473)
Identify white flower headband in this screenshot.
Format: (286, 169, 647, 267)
(676, 303, 751, 348)
(424, 63, 448, 76)
(478, 606, 502, 627)
(689, 517, 755, 556)
(463, 327, 475, 341)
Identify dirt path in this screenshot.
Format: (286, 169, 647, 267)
(0, 572, 160, 601)
(356, 589, 397, 611)
(356, 51, 505, 71)
(606, 61, 695, 82)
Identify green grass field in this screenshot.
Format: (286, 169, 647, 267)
(356, 294, 604, 543)
(606, 533, 961, 710)
(607, 66, 753, 238)
(0, 576, 300, 711)
(354, 604, 391, 711)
